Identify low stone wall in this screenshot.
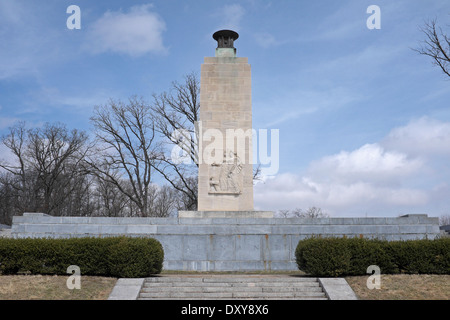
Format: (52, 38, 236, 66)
(11, 212, 440, 271)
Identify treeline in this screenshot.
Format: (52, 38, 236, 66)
(0, 74, 200, 225)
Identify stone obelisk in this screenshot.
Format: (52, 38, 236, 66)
(197, 30, 254, 212)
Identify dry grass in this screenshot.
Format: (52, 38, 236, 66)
(345, 274, 450, 300)
(0, 275, 117, 300)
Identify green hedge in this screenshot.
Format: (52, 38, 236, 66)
(295, 237, 450, 277)
(0, 236, 164, 278)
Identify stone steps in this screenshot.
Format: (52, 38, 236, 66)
(137, 276, 328, 300)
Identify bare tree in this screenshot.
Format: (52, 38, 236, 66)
(0, 122, 91, 217)
(277, 209, 291, 218)
(414, 19, 450, 78)
(302, 207, 329, 218)
(276, 207, 329, 218)
(0, 172, 20, 224)
(87, 96, 161, 217)
(91, 165, 130, 217)
(152, 184, 177, 217)
(440, 214, 450, 226)
(26, 123, 90, 214)
(151, 73, 200, 210)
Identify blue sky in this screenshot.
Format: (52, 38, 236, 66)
(1, 0, 450, 217)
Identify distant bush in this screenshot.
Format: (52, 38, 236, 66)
(295, 237, 449, 277)
(0, 236, 163, 278)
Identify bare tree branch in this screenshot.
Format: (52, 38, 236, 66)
(414, 19, 450, 78)
(87, 96, 161, 217)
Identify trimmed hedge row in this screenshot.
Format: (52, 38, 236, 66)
(0, 236, 164, 278)
(295, 237, 450, 277)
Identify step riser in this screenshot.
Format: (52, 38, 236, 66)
(139, 298, 329, 300)
(138, 276, 328, 300)
(141, 287, 323, 293)
(145, 277, 318, 283)
(143, 282, 320, 288)
(139, 292, 327, 298)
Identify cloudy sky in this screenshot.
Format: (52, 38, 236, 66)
(0, 0, 449, 217)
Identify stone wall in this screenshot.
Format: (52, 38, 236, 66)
(11, 212, 440, 271)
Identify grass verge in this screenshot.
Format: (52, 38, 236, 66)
(0, 275, 117, 300)
(345, 274, 450, 300)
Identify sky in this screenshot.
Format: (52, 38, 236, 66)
(0, 0, 449, 218)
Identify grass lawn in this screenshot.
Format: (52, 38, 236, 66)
(345, 274, 450, 300)
(0, 275, 117, 300)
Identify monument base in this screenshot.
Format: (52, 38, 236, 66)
(178, 211, 274, 219)
(11, 213, 440, 272)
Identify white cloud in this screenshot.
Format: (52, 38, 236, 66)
(261, 86, 362, 127)
(309, 143, 423, 185)
(0, 116, 20, 130)
(254, 117, 450, 217)
(33, 86, 114, 111)
(219, 4, 245, 31)
(254, 32, 278, 48)
(254, 173, 428, 216)
(86, 4, 167, 57)
(382, 117, 450, 157)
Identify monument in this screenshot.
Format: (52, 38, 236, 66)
(197, 30, 253, 212)
(10, 30, 441, 272)
(180, 30, 273, 218)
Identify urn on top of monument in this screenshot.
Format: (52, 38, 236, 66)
(213, 30, 239, 57)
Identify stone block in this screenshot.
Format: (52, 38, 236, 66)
(25, 224, 54, 233)
(126, 225, 157, 234)
(99, 225, 127, 234)
(270, 225, 302, 234)
(153, 234, 182, 260)
(325, 225, 356, 234)
(262, 234, 290, 261)
(399, 225, 428, 234)
(376, 225, 400, 234)
(208, 234, 235, 261)
(23, 212, 50, 217)
(298, 225, 326, 234)
(88, 217, 119, 224)
(236, 261, 265, 271)
(11, 216, 26, 224)
(236, 225, 272, 234)
(419, 216, 439, 224)
(148, 218, 179, 225)
(183, 236, 208, 260)
(236, 235, 261, 261)
(10, 224, 25, 233)
(53, 224, 78, 234)
(61, 217, 90, 224)
(269, 261, 297, 271)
